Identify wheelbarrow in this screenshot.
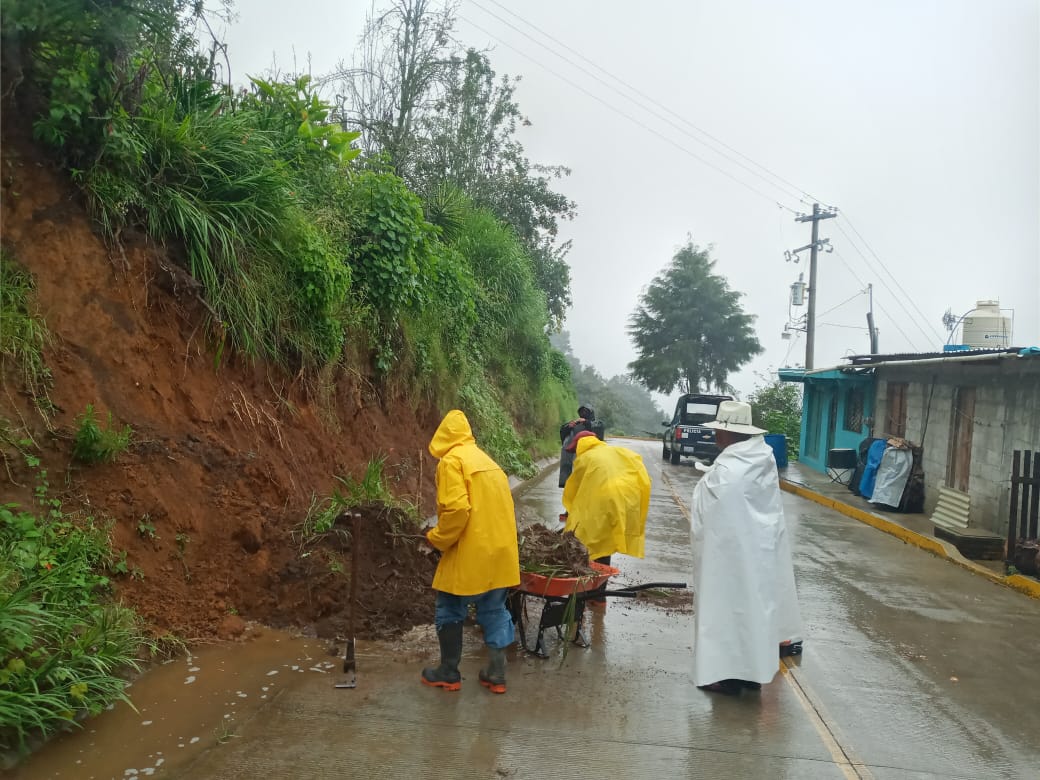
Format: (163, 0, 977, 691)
(508, 562, 687, 657)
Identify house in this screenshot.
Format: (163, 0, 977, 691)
(777, 366, 875, 475)
(782, 347, 1040, 539)
(846, 348, 1039, 538)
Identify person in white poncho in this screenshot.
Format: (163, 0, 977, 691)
(690, 400, 803, 696)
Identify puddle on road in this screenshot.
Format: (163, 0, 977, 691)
(12, 627, 336, 780)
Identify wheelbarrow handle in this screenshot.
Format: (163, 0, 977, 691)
(584, 582, 688, 600)
(612, 582, 687, 592)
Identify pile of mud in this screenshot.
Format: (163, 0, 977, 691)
(265, 503, 437, 640)
(518, 523, 595, 576)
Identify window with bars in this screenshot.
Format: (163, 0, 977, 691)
(844, 388, 865, 432)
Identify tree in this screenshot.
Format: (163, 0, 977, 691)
(330, 4, 575, 328)
(332, 0, 457, 173)
(748, 376, 802, 453)
(412, 49, 574, 326)
(627, 242, 762, 394)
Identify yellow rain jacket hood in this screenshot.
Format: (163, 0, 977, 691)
(562, 436, 651, 560)
(426, 410, 520, 595)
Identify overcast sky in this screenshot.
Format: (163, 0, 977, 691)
(222, 0, 1040, 412)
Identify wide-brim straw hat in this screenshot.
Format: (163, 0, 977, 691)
(703, 400, 767, 436)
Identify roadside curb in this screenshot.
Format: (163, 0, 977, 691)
(780, 479, 1040, 601)
(509, 457, 557, 493)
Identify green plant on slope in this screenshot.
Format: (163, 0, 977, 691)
(297, 457, 420, 545)
(348, 171, 438, 318)
(0, 250, 52, 408)
(82, 88, 353, 368)
(0, 461, 145, 754)
(71, 405, 131, 464)
(458, 375, 535, 479)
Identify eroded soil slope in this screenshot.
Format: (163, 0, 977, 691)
(1, 134, 442, 640)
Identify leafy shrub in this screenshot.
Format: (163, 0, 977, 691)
(3, 0, 197, 160)
(347, 171, 439, 317)
(71, 405, 131, 464)
(748, 378, 803, 456)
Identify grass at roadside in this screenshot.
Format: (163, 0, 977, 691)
(0, 459, 147, 757)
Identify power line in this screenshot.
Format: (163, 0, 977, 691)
(833, 221, 939, 347)
(456, 13, 801, 213)
(832, 248, 922, 351)
(837, 215, 945, 344)
(470, 0, 824, 208)
(818, 322, 871, 330)
(468, 1, 939, 358)
(817, 289, 866, 319)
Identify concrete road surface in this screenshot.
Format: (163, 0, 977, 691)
(18, 438, 1040, 779)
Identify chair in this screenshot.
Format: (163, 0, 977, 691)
(826, 448, 858, 485)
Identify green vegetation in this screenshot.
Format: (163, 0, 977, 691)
(628, 241, 762, 395)
(748, 377, 803, 456)
(0, 460, 146, 754)
(71, 405, 132, 464)
(3, 0, 582, 473)
(136, 516, 157, 540)
(297, 457, 424, 547)
(551, 331, 665, 436)
(0, 250, 52, 409)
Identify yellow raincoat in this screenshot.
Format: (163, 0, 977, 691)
(426, 410, 520, 595)
(562, 436, 651, 560)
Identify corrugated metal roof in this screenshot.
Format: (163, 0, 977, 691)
(845, 347, 1021, 366)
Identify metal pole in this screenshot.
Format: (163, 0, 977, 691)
(805, 204, 821, 370)
(866, 283, 878, 353)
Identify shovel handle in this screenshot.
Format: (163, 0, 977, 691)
(349, 513, 361, 638)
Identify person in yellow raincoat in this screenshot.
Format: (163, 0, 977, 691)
(421, 410, 520, 694)
(562, 431, 651, 603)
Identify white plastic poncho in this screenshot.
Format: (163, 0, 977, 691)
(691, 436, 803, 686)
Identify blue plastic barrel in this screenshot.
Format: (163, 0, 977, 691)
(764, 434, 788, 468)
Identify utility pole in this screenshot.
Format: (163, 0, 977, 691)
(793, 203, 837, 369)
(866, 283, 879, 353)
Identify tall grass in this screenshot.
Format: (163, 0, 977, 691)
(0, 491, 145, 755)
(297, 457, 419, 543)
(81, 97, 351, 368)
(458, 375, 537, 478)
(0, 251, 52, 407)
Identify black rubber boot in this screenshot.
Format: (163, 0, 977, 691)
(478, 646, 507, 694)
(421, 622, 463, 691)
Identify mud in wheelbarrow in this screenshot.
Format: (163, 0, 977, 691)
(509, 563, 687, 657)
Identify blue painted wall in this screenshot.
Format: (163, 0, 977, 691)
(788, 370, 875, 474)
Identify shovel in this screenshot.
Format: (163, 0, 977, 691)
(335, 512, 361, 689)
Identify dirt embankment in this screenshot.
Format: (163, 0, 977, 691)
(1, 131, 443, 641)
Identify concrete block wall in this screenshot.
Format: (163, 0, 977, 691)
(972, 378, 1012, 535)
(873, 361, 1040, 536)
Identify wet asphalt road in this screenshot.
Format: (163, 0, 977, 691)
(18, 438, 1040, 779)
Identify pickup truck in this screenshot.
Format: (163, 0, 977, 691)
(662, 393, 734, 465)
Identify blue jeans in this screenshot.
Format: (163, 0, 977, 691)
(434, 588, 514, 649)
